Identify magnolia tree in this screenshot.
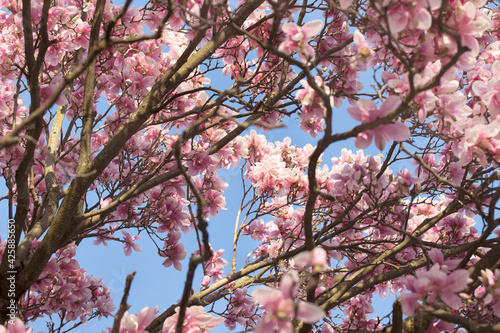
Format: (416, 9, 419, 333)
(0, 0, 499, 331)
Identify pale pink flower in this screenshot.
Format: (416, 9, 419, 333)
(400, 263, 472, 316)
(347, 96, 410, 150)
(293, 247, 328, 269)
(338, 0, 353, 9)
(121, 231, 142, 256)
(201, 275, 211, 286)
(161, 243, 187, 271)
(321, 323, 335, 333)
(279, 20, 323, 63)
(253, 271, 325, 332)
(118, 307, 156, 333)
(472, 61, 500, 117)
(353, 31, 374, 60)
(387, 4, 409, 34)
(0, 319, 32, 333)
(224, 289, 255, 330)
(161, 306, 224, 333)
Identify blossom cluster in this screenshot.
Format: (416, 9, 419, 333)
(400, 249, 472, 316)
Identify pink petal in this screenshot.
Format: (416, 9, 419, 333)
(493, 62, 500, 77)
(338, 0, 353, 8)
(440, 291, 462, 309)
(385, 122, 410, 142)
(429, 0, 442, 10)
(297, 301, 325, 323)
(353, 30, 367, 49)
(374, 131, 387, 150)
(291, 32, 305, 41)
(428, 248, 445, 265)
(493, 300, 500, 317)
(379, 96, 402, 117)
(416, 8, 432, 31)
(282, 23, 298, 34)
(301, 20, 323, 38)
(252, 288, 282, 304)
(400, 293, 421, 316)
(300, 45, 316, 62)
(293, 252, 311, 268)
(358, 98, 377, 114)
(446, 270, 471, 292)
(472, 81, 488, 96)
(137, 307, 156, 330)
(124, 245, 132, 257)
(388, 8, 409, 34)
(254, 318, 276, 333)
(354, 131, 374, 149)
(347, 106, 363, 121)
(277, 320, 293, 333)
(7, 319, 31, 333)
(322, 323, 335, 333)
(312, 247, 328, 267)
(173, 260, 183, 271)
(280, 271, 299, 296)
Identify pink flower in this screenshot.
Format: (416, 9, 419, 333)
(121, 231, 142, 256)
(201, 275, 211, 286)
(400, 264, 472, 316)
(0, 319, 32, 333)
(353, 31, 374, 61)
(338, 0, 353, 9)
(253, 271, 325, 332)
(293, 247, 328, 269)
(161, 243, 187, 271)
(279, 20, 323, 63)
(224, 289, 256, 330)
(387, 4, 409, 34)
(472, 61, 500, 117)
(118, 307, 156, 333)
(347, 96, 410, 150)
(161, 306, 224, 333)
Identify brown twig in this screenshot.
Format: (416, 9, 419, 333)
(111, 271, 137, 333)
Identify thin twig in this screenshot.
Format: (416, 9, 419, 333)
(111, 271, 137, 333)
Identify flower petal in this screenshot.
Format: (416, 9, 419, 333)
(301, 20, 323, 38)
(297, 301, 325, 323)
(386, 122, 410, 142)
(379, 96, 402, 116)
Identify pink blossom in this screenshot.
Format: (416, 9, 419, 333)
(224, 289, 255, 330)
(117, 307, 157, 333)
(353, 31, 374, 61)
(278, 20, 323, 63)
(293, 247, 328, 269)
(400, 263, 472, 316)
(201, 275, 211, 286)
(202, 248, 228, 283)
(161, 306, 224, 333)
(387, 4, 409, 34)
(472, 61, 500, 117)
(121, 231, 142, 256)
(161, 242, 187, 271)
(347, 96, 410, 150)
(253, 271, 325, 332)
(321, 323, 335, 333)
(0, 319, 32, 333)
(338, 0, 353, 9)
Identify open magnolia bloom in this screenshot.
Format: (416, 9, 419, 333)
(253, 271, 325, 333)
